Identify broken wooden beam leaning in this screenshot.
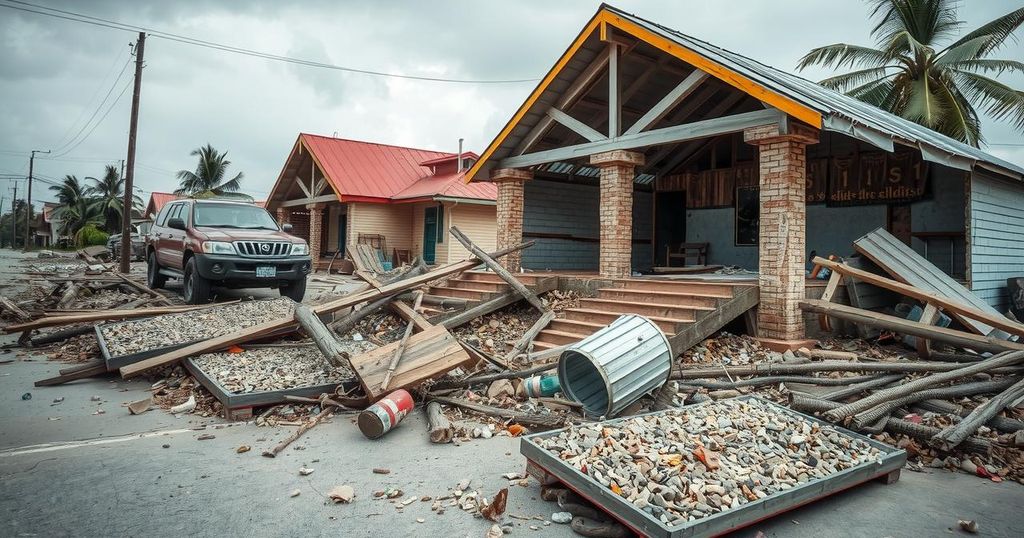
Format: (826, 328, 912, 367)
(813, 256, 1024, 339)
(119, 242, 533, 379)
(449, 226, 546, 313)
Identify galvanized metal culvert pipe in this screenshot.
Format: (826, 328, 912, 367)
(557, 314, 672, 417)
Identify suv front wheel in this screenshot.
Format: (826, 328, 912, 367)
(279, 278, 307, 302)
(147, 252, 167, 290)
(183, 257, 212, 304)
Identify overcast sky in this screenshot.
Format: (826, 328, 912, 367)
(1, 0, 1022, 208)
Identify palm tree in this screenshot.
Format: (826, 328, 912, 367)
(797, 0, 1024, 147)
(175, 144, 245, 198)
(86, 165, 140, 233)
(49, 175, 101, 238)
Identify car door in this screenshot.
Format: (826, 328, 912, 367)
(151, 203, 173, 267)
(156, 202, 183, 268)
(165, 202, 188, 270)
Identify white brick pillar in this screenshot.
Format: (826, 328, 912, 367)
(744, 123, 819, 346)
(492, 168, 532, 272)
(591, 150, 644, 279)
(307, 204, 323, 262)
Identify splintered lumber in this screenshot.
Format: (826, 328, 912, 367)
(814, 256, 1024, 339)
(56, 283, 81, 310)
(0, 296, 31, 321)
(261, 407, 333, 458)
(684, 374, 887, 391)
(29, 324, 96, 346)
(799, 300, 1024, 354)
(294, 305, 346, 367)
(59, 360, 105, 375)
(671, 359, 1023, 380)
(460, 340, 510, 370)
(817, 271, 844, 332)
(439, 289, 521, 329)
(815, 374, 906, 401)
(350, 324, 471, 400)
(389, 297, 432, 332)
(853, 228, 1010, 339)
(429, 396, 563, 428)
(449, 226, 545, 312)
(788, 396, 991, 455)
(35, 361, 109, 387)
(398, 292, 467, 309)
(913, 399, 1024, 434)
(426, 401, 453, 444)
(849, 378, 1020, 430)
(429, 361, 557, 391)
(796, 347, 859, 361)
(505, 311, 556, 363)
(115, 273, 173, 306)
(381, 291, 424, 391)
(120, 242, 531, 379)
(930, 378, 1024, 450)
(330, 265, 427, 335)
(2, 302, 228, 334)
(822, 350, 1024, 422)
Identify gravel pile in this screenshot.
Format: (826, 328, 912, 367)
(534, 398, 886, 527)
(99, 299, 294, 356)
(192, 345, 354, 394)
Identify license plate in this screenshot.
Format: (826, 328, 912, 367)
(256, 266, 277, 278)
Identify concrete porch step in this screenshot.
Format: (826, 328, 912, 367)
(596, 288, 722, 308)
(562, 308, 686, 333)
(577, 298, 699, 322)
(611, 279, 734, 298)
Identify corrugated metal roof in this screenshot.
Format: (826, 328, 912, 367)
(145, 192, 181, 218)
(391, 171, 497, 203)
(608, 5, 1024, 179)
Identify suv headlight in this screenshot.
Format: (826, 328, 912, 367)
(201, 241, 237, 255)
(291, 243, 309, 256)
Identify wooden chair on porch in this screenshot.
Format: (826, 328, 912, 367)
(666, 242, 708, 267)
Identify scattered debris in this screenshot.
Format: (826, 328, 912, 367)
(196, 433, 215, 441)
(328, 485, 355, 504)
(290, 489, 301, 498)
(236, 445, 251, 454)
(958, 519, 978, 534)
(127, 397, 152, 415)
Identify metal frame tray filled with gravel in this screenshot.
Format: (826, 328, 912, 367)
(520, 396, 906, 538)
(184, 344, 358, 412)
(95, 299, 295, 370)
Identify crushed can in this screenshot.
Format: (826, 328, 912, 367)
(523, 373, 561, 398)
(358, 389, 414, 439)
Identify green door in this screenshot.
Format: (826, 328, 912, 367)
(423, 206, 438, 264)
(337, 213, 347, 254)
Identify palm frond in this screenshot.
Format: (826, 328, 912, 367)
(903, 75, 947, 128)
(943, 7, 1024, 58)
(933, 77, 981, 146)
(948, 58, 1024, 75)
(819, 67, 896, 92)
(846, 76, 899, 108)
(952, 70, 1024, 129)
(797, 44, 891, 71)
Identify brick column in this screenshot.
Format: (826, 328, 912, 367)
(492, 168, 532, 272)
(307, 204, 323, 262)
(744, 123, 819, 346)
(591, 150, 644, 278)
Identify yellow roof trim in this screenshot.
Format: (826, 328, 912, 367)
(466, 7, 822, 183)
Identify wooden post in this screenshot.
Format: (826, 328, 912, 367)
(381, 291, 424, 391)
(930, 378, 1024, 450)
(916, 303, 940, 359)
(449, 226, 546, 312)
(817, 271, 845, 332)
(426, 401, 453, 444)
(294, 304, 346, 367)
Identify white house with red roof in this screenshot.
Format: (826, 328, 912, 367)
(265, 133, 498, 266)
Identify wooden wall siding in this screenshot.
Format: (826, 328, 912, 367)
(347, 202, 415, 256)
(411, 203, 426, 263)
(448, 203, 497, 264)
(969, 172, 1024, 311)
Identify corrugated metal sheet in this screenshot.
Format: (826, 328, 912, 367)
(970, 172, 1024, 312)
(145, 192, 181, 218)
(558, 314, 671, 417)
(612, 6, 1024, 180)
(391, 172, 497, 202)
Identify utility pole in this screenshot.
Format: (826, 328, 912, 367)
(121, 32, 145, 273)
(11, 181, 18, 250)
(26, 149, 51, 251)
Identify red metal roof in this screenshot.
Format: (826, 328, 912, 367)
(146, 192, 181, 218)
(391, 172, 496, 202)
(418, 152, 480, 167)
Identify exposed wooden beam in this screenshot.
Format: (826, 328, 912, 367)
(608, 43, 621, 138)
(649, 92, 749, 174)
(638, 85, 723, 172)
(280, 194, 337, 208)
(546, 107, 607, 143)
(498, 108, 780, 169)
(296, 177, 312, 198)
(512, 47, 612, 156)
(624, 70, 708, 135)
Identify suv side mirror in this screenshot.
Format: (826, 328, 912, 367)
(281, 223, 294, 233)
(167, 218, 186, 231)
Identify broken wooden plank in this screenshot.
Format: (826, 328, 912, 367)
(294, 304, 346, 367)
(350, 324, 471, 400)
(916, 303, 940, 359)
(115, 273, 173, 306)
(930, 378, 1024, 450)
(426, 401, 453, 443)
(449, 226, 545, 312)
(0, 296, 31, 321)
(817, 271, 844, 332)
(55, 283, 81, 310)
(815, 256, 1024, 340)
(381, 291, 425, 391)
(853, 227, 1009, 338)
(35, 361, 109, 386)
(429, 396, 563, 428)
(2, 302, 232, 334)
(505, 311, 555, 363)
(799, 300, 1024, 354)
(120, 242, 532, 379)
(389, 297, 432, 332)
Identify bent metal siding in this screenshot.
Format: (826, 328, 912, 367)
(970, 172, 1024, 311)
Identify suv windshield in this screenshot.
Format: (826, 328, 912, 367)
(193, 203, 279, 230)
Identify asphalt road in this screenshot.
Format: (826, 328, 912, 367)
(1, 248, 1022, 537)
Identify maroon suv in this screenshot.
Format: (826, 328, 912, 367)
(146, 199, 312, 303)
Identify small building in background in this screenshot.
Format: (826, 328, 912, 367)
(265, 133, 498, 267)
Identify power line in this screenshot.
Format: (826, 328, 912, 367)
(49, 59, 133, 158)
(0, 0, 540, 85)
(49, 45, 129, 151)
(50, 76, 133, 159)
